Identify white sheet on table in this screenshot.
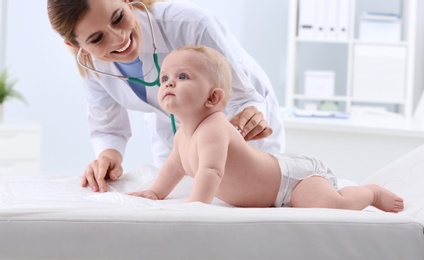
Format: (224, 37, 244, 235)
(0, 164, 231, 214)
(1, 144, 424, 226)
(364, 144, 424, 225)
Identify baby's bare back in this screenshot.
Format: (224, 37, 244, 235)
(219, 135, 282, 207)
(179, 113, 281, 207)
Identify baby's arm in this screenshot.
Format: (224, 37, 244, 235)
(188, 125, 229, 204)
(129, 135, 185, 200)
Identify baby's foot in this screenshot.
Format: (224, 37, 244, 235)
(366, 184, 404, 213)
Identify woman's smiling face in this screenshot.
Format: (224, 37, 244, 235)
(71, 0, 142, 63)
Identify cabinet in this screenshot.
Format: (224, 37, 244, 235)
(283, 114, 424, 182)
(0, 123, 41, 175)
(285, 0, 418, 117)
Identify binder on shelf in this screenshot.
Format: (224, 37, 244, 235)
(315, 0, 327, 39)
(325, 0, 338, 39)
(337, 0, 350, 39)
(298, 0, 351, 40)
(298, 0, 317, 39)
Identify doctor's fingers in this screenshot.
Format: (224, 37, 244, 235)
(81, 159, 110, 192)
(96, 157, 120, 192)
(81, 165, 100, 192)
(246, 125, 273, 141)
(238, 110, 265, 136)
(230, 106, 259, 131)
(81, 164, 104, 191)
(97, 158, 123, 186)
(230, 107, 259, 135)
(108, 163, 124, 181)
(244, 118, 273, 141)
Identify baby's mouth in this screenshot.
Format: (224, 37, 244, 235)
(164, 92, 175, 98)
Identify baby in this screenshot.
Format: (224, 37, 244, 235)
(129, 45, 404, 212)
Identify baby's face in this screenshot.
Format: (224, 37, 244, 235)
(158, 50, 214, 116)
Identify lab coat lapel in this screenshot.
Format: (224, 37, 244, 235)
(91, 59, 171, 122)
(135, 7, 169, 82)
(134, 9, 174, 123)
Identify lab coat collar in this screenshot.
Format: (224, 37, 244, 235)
(90, 58, 170, 123)
(134, 8, 168, 55)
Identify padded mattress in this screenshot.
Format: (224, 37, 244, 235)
(1, 144, 424, 259)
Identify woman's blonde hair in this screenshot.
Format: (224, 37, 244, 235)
(47, 0, 158, 77)
(176, 46, 233, 106)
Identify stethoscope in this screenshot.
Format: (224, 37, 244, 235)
(76, 1, 177, 134)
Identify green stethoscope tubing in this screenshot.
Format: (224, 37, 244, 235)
(126, 53, 177, 134)
(127, 52, 160, 87)
(76, 1, 177, 134)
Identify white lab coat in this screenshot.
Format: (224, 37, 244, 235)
(82, 1, 285, 167)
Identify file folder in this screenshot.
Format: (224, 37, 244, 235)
(337, 0, 350, 39)
(315, 0, 327, 39)
(298, 0, 351, 40)
(298, 0, 317, 38)
(326, 0, 338, 39)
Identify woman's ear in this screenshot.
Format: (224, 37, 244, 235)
(64, 40, 89, 55)
(126, 0, 133, 9)
(205, 88, 225, 108)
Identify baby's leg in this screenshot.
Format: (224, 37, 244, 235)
(290, 176, 404, 212)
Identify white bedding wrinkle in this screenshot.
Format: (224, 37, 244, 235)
(0, 164, 230, 212)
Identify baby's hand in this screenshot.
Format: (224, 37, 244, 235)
(127, 190, 159, 200)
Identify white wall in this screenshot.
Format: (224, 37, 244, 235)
(4, 2, 93, 174)
(414, 0, 424, 111)
(0, 0, 7, 71)
(3, 0, 288, 175)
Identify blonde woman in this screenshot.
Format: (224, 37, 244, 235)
(47, 0, 284, 192)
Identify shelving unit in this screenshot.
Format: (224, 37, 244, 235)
(285, 0, 418, 117)
(283, 112, 424, 182)
(0, 122, 41, 175)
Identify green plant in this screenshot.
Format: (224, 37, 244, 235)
(0, 68, 26, 105)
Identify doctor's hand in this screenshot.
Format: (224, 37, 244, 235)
(81, 149, 123, 192)
(230, 106, 273, 141)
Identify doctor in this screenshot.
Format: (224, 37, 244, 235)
(47, 0, 285, 192)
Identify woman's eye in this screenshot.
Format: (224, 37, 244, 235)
(91, 34, 103, 44)
(112, 11, 124, 25)
(179, 74, 189, 80)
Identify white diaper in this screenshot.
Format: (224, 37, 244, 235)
(273, 153, 338, 207)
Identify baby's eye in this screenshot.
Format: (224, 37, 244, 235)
(179, 73, 189, 80)
(161, 75, 169, 83)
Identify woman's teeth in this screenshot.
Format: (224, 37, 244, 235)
(115, 38, 131, 53)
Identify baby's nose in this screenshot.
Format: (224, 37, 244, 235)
(166, 81, 175, 88)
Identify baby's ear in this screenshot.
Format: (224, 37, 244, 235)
(205, 88, 225, 108)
